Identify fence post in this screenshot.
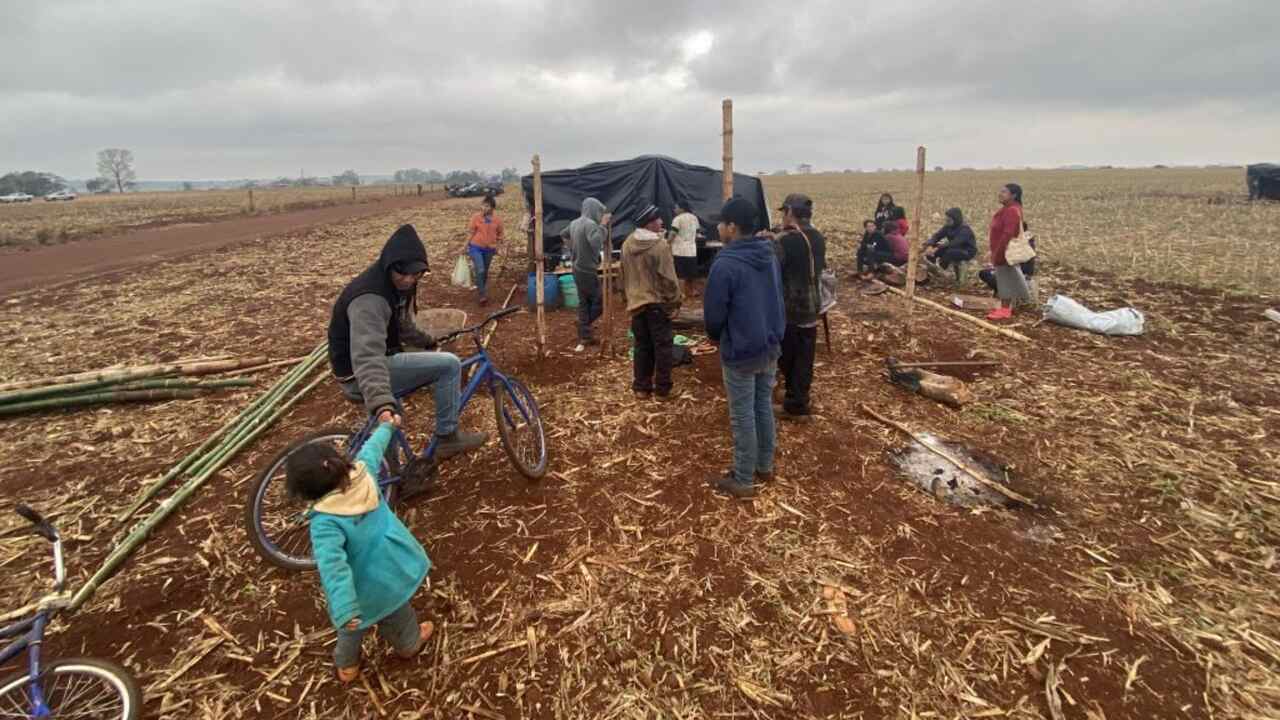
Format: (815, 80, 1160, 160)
(904, 146, 927, 324)
(248, 188, 254, 213)
(532, 155, 546, 355)
(722, 99, 734, 201)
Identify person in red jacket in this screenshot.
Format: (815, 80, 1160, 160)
(891, 206, 910, 238)
(986, 183, 1032, 321)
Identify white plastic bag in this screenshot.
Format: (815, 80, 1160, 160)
(450, 255, 473, 288)
(1043, 294, 1144, 336)
(819, 270, 839, 313)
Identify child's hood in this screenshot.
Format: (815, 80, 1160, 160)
(313, 463, 380, 516)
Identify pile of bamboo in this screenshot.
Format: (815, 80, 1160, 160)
(71, 344, 331, 611)
(0, 356, 274, 417)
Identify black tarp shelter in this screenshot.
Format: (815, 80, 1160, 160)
(1247, 164, 1280, 200)
(520, 155, 770, 261)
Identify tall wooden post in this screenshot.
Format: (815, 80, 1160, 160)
(247, 188, 254, 213)
(722, 99, 734, 201)
(904, 146, 927, 321)
(600, 218, 613, 354)
(351, 186, 356, 202)
(532, 155, 546, 355)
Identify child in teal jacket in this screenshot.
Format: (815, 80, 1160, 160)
(286, 415, 433, 682)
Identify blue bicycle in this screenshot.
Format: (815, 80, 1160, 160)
(245, 307, 548, 571)
(1, 505, 142, 719)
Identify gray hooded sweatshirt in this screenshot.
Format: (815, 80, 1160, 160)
(567, 198, 607, 274)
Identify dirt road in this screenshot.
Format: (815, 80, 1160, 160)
(0, 193, 441, 298)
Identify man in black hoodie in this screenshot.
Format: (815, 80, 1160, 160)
(924, 207, 977, 275)
(770, 194, 826, 422)
(328, 224, 487, 461)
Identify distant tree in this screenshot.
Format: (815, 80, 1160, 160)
(445, 169, 484, 184)
(394, 168, 432, 183)
(934, 166, 944, 172)
(500, 167, 520, 183)
(97, 148, 136, 193)
(0, 171, 66, 195)
(86, 177, 112, 193)
(332, 170, 361, 186)
(240, 180, 259, 189)
(425, 169, 444, 182)
(773, 170, 789, 176)
(796, 163, 813, 175)
(182, 181, 195, 191)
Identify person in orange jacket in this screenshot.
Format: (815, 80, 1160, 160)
(466, 195, 504, 305)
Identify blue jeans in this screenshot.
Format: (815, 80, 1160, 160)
(468, 244, 496, 298)
(721, 360, 777, 484)
(341, 352, 462, 436)
(573, 270, 603, 341)
(334, 601, 419, 668)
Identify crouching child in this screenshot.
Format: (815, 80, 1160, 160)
(286, 414, 434, 682)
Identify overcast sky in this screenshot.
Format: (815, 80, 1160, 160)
(2, 0, 1277, 180)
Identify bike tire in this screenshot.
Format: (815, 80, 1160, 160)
(492, 377, 549, 479)
(0, 657, 142, 720)
(245, 428, 404, 571)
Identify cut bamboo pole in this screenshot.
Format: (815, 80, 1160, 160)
(115, 344, 328, 523)
(904, 146, 926, 323)
(0, 389, 205, 416)
(0, 357, 268, 395)
(532, 154, 546, 355)
(221, 356, 308, 377)
(861, 404, 1038, 508)
(882, 285, 1031, 342)
(722, 99, 734, 201)
(73, 367, 329, 611)
(482, 284, 521, 350)
(600, 218, 613, 355)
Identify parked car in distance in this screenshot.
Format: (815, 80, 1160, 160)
(0, 192, 34, 203)
(44, 190, 78, 202)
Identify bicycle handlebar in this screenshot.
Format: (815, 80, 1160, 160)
(14, 505, 64, 591)
(437, 306, 522, 345)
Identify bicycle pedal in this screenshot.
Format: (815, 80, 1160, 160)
(400, 458, 438, 500)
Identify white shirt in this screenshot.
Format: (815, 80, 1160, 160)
(670, 212, 699, 258)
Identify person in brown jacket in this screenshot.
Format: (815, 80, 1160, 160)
(622, 204, 683, 399)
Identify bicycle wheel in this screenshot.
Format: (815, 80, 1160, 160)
(492, 377, 548, 479)
(245, 428, 403, 571)
(0, 657, 142, 720)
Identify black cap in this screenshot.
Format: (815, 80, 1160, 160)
(394, 259, 428, 274)
(634, 204, 661, 226)
(779, 193, 813, 216)
(714, 197, 758, 232)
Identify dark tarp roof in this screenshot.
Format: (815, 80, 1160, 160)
(520, 155, 771, 254)
(1247, 164, 1280, 200)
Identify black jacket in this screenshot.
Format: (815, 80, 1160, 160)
(926, 208, 977, 256)
(773, 223, 826, 326)
(328, 224, 430, 379)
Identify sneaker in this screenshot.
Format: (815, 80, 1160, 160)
(778, 411, 814, 424)
(434, 430, 488, 460)
(711, 472, 756, 498)
(634, 391, 653, 401)
(478, 296, 489, 306)
(573, 343, 586, 353)
(755, 470, 776, 484)
(986, 306, 1014, 321)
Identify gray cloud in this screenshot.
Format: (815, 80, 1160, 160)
(2, 0, 1277, 179)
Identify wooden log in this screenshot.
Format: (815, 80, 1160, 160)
(861, 404, 1038, 508)
(722, 99, 734, 201)
(904, 146, 926, 322)
(532, 154, 546, 355)
(882, 285, 1031, 342)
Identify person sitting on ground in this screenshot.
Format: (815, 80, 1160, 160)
(287, 414, 433, 684)
(669, 198, 701, 299)
(985, 183, 1032, 321)
(328, 224, 488, 486)
(891, 205, 910, 238)
(883, 218, 910, 267)
(771, 193, 826, 423)
(703, 196, 785, 499)
(856, 219, 893, 279)
(924, 207, 978, 274)
(874, 193, 898, 229)
(621, 204, 683, 400)
(567, 197, 611, 350)
(465, 195, 504, 305)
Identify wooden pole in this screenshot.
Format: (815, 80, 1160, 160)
(600, 218, 613, 354)
(722, 99, 734, 201)
(532, 154, 546, 355)
(351, 186, 356, 202)
(904, 146, 926, 321)
(248, 188, 254, 213)
(882, 285, 1031, 342)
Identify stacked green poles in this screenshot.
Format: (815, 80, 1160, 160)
(0, 379, 255, 417)
(69, 344, 331, 612)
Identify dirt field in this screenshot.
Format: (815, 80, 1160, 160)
(0, 176, 1276, 720)
(0, 184, 430, 248)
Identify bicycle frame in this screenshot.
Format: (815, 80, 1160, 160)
(343, 331, 530, 495)
(0, 611, 52, 716)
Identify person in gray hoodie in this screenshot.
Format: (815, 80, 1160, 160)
(328, 224, 488, 471)
(567, 198, 611, 346)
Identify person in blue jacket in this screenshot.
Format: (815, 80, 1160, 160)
(286, 412, 433, 682)
(703, 196, 786, 498)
